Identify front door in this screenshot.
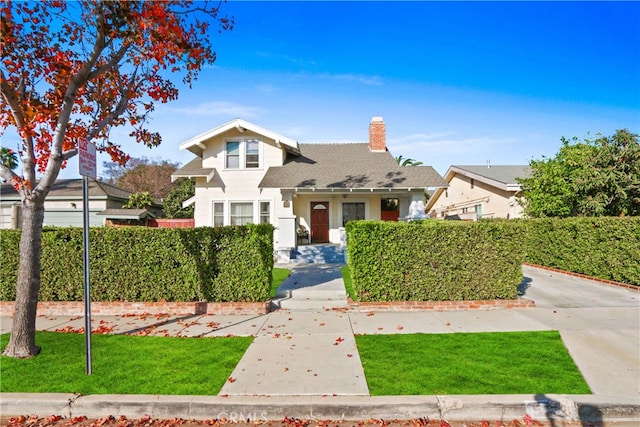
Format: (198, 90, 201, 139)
(310, 202, 329, 243)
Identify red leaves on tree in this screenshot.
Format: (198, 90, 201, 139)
(1, 0, 233, 190)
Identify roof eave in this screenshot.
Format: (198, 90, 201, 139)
(179, 118, 300, 154)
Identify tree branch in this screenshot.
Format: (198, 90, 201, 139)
(0, 164, 19, 184)
(86, 43, 129, 81)
(40, 3, 110, 193)
(1, 70, 36, 187)
(86, 67, 138, 141)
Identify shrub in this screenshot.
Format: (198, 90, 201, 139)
(0, 225, 274, 302)
(346, 220, 527, 301)
(525, 217, 640, 286)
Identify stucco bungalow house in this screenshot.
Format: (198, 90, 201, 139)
(172, 117, 448, 261)
(0, 179, 159, 228)
(425, 165, 531, 220)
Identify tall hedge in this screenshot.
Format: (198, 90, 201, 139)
(0, 224, 274, 302)
(346, 220, 527, 301)
(525, 217, 640, 286)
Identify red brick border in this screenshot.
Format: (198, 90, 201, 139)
(348, 298, 535, 312)
(0, 301, 269, 317)
(524, 263, 639, 291)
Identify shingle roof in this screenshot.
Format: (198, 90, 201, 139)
(259, 143, 447, 189)
(450, 165, 531, 186)
(0, 179, 133, 200)
(97, 208, 155, 219)
(171, 158, 215, 181)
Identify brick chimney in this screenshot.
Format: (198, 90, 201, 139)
(368, 116, 386, 152)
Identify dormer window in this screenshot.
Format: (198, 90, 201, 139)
(246, 140, 259, 168)
(226, 141, 240, 168)
(225, 139, 262, 169)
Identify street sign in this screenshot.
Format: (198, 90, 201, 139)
(78, 138, 96, 179)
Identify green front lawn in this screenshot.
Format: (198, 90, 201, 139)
(271, 267, 291, 297)
(356, 331, 591, 395)
(1, 332, 251, 395)
(341, 266, 357, 300)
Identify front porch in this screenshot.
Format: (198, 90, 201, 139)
(273, 189, 429, 263)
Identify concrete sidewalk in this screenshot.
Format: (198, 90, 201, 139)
(1, 264, 639, 424)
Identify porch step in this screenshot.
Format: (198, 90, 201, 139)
(292, 244, 346, 264)
(276, 287, 347, 299)
(271, 297, 348, 311)
(271, 264, 348, 311)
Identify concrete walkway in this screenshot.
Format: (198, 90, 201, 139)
(1, 264, 639, 423)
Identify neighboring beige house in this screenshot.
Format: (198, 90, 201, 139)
(172, 117, 448, 261)
(0, 179, 159, 228)
(426, 165, 531, 220)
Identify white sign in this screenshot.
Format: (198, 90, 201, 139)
(78, 138, 96, 179)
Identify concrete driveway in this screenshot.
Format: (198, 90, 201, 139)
(518, 265, 639, 397)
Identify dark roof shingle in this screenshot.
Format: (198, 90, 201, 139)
(260, 143, 447, 189)
(1, 179, 133, 200)
(451, 165, 531, 185)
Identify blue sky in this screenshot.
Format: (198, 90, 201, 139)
(9, 1, 640, 179)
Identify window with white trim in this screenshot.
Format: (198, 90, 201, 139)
(259, 201, 270, 224)
(230, 202, 253, 225)
(246, 140, 260, 168)
(342, 202, 365, 226)
(225, 139, 262, 170)
(212, 202, 224, 227)
(226, 142, 240, 168)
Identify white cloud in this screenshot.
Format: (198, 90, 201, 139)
(387, 132, 524, 174)
(161, 101, 266, 119)
(326, 73, 384, 86)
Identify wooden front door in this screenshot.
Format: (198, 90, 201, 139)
(310, 202, 329, 243)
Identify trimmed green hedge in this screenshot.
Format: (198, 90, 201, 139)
(346, 220, 527, 301)
(0, 224, 274, 302)
(525, 217, 640, 286)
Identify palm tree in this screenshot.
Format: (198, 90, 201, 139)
(395, 155, 423, 167)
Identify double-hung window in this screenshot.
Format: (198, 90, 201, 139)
(259, 202, 270, 224)
(213, 202, 224, 227)
(226, 139, 261, 169)
(230, 202, 253, 225)
(226, 142, 240, 169)
(246, 140, 260, 168)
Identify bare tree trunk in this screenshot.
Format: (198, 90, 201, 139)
(2, 198, 45, 358)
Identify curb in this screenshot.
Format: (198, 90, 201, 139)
(2, 393, 639, 424)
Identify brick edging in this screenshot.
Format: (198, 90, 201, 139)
(524, 263, 639, 291)
(347, 298, 535, 312)
(0, 301, 269, 317)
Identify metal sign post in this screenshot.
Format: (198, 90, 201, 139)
(79, 138, 96, 375)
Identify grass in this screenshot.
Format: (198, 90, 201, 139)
(0, 331, 252, 395)
(341, 266, 357, 300)
(271, 267, 291, 297)
(356, 331, 591, 395)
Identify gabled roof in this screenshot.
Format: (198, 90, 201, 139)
(0, 179, 133, 201)
(171, 158, 215, 182)
(425, 165, 530, 211)
(259, 143, 447, 190)
(179, 118, 300, 157)
(447, 165, 531, 191)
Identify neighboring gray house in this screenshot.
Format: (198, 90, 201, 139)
(172, 117, 448, 261)
(0, 179, 158, 228)
(426, 165, 531, 220)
